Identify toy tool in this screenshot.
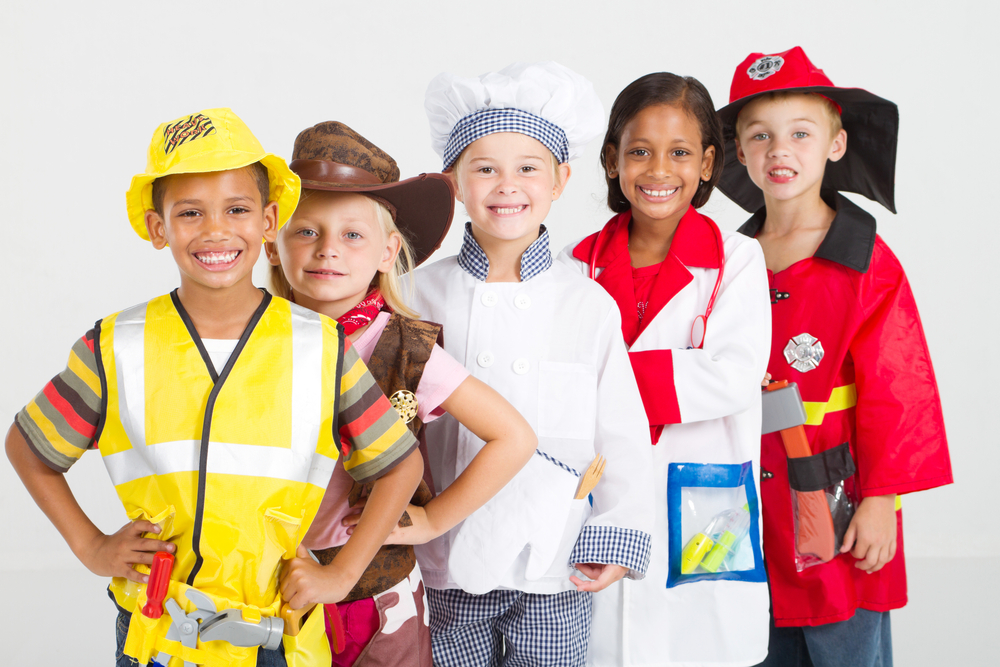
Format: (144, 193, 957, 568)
(763, 381, 836, 562)
(281, 601, 345, 654)
(142, 551, 174, 619)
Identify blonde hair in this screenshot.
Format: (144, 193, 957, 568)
(735, 91, 843, 138)
(269, 192, 420, 319)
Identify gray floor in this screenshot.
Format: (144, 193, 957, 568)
(2, 557, 994, 665)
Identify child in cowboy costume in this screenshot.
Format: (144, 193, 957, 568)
(5, 108, 421, 667)
(719, 47, 953, 666)
(265, 121, 536, 666)
(414, 62, 655, 667)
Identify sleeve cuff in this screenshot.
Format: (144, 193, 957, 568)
(569, 525, 652, 580)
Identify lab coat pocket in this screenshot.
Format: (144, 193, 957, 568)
(538, 362, 597, 441)
(666, 461, 766, 588)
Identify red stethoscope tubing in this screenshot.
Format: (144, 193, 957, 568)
(588, 219, 725, 350)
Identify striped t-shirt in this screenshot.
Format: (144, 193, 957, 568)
(16, 328, 417, 484)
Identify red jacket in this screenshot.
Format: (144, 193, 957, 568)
(739, 193, 952, 627)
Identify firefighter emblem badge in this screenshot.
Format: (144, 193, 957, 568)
(747, 55, 784, 81)
(784, 333, 824, 372)
(390, 390, 418, 424)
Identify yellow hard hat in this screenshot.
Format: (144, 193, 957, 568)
(125, 108, 301, 240)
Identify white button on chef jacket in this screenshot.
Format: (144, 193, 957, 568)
(481, 292, 499, 307)
(512, 358, 531, 374)
(514, 294, 532, 309)
(477, 351, 494, 367)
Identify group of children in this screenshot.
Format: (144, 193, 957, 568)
(6, 47, 951, 667)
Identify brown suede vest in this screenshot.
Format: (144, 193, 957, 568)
(314, 313, 442, 601)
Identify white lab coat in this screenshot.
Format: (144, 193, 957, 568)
(412, 258, 655, 595)
(560, 229, 772, 667)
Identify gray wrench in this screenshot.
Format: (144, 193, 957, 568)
(154, 589, 217, 667)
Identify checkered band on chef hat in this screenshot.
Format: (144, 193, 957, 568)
(426, 61, 605, 169)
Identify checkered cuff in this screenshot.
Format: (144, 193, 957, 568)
(569, 525, 652, 580)
(457, 222, 552, 282)
(443, 108, 570, 168)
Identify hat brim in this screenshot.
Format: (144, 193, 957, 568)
(717, 87, 899, 214)
(125, 151, 301, 240)
(298, 172, 456, 267)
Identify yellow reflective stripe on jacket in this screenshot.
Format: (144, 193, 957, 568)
(803, 383, 857, 426)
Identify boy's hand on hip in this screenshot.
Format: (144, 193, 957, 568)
(280, 545, 352, 610)
(570, 563, 628, 592)
(80, 520, 175, 583)
(840, 494, 897, 573)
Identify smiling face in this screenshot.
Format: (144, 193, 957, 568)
(452, 132, 570, 254)
(266, 191, 400, 320)
(735, 94, 847, 205)
(144, 168, 277, 298)
(605, 103, 715, 231)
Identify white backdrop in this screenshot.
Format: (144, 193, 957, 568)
(1, 0, 995, 656)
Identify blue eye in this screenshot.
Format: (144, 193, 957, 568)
(297, 228, 317, 237)
(752, 133, 768, 141)
(345, 231, 362, 240)
(793, 131, 808, 139)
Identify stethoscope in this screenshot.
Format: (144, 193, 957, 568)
(589, 217, 726, 350)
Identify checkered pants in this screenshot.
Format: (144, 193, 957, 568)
(427, 587, 592, 667)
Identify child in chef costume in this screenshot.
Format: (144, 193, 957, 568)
(718, 47, 952, 667)
(265, 121, 537, 666)
(560, 72, 772, 666)
(411, 62, 655, 667)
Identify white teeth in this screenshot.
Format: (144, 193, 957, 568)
(195, 251, 239, 264)
(640, 186, 678, 197)
(494, 206, 526, 215)
(770, 169, 796, 177)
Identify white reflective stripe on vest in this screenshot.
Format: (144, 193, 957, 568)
(102, 440, 337, 487)
(104, 300, 335, 490)
(113, 302, 148, 450)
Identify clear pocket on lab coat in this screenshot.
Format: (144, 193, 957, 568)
(666, 461, 766, 588)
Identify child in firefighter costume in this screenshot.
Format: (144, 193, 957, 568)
(414, 62, 656, 667)
(6, 108, 425, 667)
(264, 121, 536, 666)
(718, 47, 953, 666)
(561, 73, 773, 666)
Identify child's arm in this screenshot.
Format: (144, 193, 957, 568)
(5, 423, 175, 582)
(279, 447, 423, 609)
(345, 376, 537, 545)
(839, 493, 897, 573)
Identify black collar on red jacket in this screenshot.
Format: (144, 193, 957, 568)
(737, 191, 877, 273)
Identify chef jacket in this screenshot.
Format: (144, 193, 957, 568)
(738, 192, 952, 627)
(563, 206, 772, 666)
(412, 224, 655, 596)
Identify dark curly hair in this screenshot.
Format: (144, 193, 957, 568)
(601, 73, 724, 212)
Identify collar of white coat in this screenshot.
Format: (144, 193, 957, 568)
(457, 222, 553, 282)
(574, 206, 723, 270)
(738, 191, 877, 273)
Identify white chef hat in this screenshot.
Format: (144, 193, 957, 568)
(426, 61, 605, 169)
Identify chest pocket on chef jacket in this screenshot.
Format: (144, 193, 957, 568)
(538, 361, 597, 442)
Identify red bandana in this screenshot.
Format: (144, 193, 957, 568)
(338, 290, 386, 335)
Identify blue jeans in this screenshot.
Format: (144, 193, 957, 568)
(756, 609, 892, 667)
(115, 609, 287, 667)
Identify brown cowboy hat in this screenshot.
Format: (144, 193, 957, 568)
(290, 121, 455, 266)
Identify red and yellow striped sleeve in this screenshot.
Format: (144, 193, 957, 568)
(337, 340, 417, 484)
(15, 330, 103, 472)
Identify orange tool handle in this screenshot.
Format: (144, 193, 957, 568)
(141, 551, 174, 619)
(779, 424, 814, 459)
(281, 602, 345, 653)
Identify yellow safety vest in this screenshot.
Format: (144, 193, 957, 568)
(95, 291, 337, 667)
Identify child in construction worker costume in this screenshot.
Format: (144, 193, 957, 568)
(5, 108, 423, 667)
(718, 48, 953, 666)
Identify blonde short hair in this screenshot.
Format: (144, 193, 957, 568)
(269, 192, 419, 319)
(735, 91, 843, 139)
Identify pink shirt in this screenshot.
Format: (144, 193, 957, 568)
(303, 312, 470, 550)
